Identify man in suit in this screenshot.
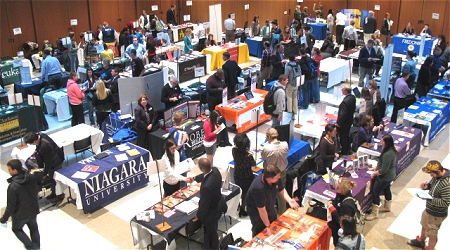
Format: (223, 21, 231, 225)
(336, 84, 356, 155)
(166, 5, 177, 25)
(363, 11, 377, 43)
(358, 39, 376, 87)
(222, 52, 241, 99)
(269, 44, 286, 82)
(191, 158, 222, 250)
(109, 67, 121, 112)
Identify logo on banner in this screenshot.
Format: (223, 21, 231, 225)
(408, 45, 414, 51)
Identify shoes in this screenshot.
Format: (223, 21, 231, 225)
(50, 194, 65, 203)
(46, 193, 56, 200)
(219, 142, 232, 147)
(238, 210, 248, 218)
(407, 237, 425, 249)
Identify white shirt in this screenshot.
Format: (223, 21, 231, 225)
(162, 150, 185, 185)
(336, 12, 347, 26)
(224, 18, 235, 31)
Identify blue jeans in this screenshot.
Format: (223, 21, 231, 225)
(12, 217, 40, 250)
(301, 80, 313, 108)
(372, 176, 392, 205)
(69, 53, 78, 72)
(86, 99, 95, 125)
(310, 76, 320, 103)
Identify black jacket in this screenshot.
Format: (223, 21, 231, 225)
(206, 73, 225, 101)
(161, 83, 183, 109)
(222, 60, 242, 90)
(195, 167, 222, 222)
(358, 46, 376, 69)
(337, 94, 356, 128)
(37, 133, 64, 175)
(109, 75, 120, 104)
(271, 51, 285, 80)
(134, 103, 158, 131)
(0, 172, 39, 223)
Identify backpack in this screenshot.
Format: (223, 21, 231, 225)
(155, 18, 164, 32)
(263, 86, 282, 115)
(301, 57, 318, 79)
(342, 196, 366, 234)
(286, 62, 302, 86)
(336, 233, 362, 250)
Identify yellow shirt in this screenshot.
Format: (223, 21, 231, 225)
(100, 49, 114, 62)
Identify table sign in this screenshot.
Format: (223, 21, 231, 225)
(222, 87, 228, 107)
(396, 108, 404, 127)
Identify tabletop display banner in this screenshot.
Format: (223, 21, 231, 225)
(179, 56, 207, 82)
(222, 87, 228, 107)
(1, 62, 21, 84)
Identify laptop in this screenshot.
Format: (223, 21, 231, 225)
(353, 87, 361, 98)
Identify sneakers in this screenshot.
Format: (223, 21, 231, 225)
(407, 237, 425, 249)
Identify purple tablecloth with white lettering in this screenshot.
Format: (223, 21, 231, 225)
(54, 142, 150, 213)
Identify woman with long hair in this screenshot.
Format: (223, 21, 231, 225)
(365, 134, 397, 220)
(352, 114, 383, 152)
(381, 13, 391, 47)
(82, 67, 97, 126)
(92, 80, 113, 128)
(415, 57, 433, 98)
(327, 9, 334, 36)
(311, 47, 322, 103)
(318, 124, 339, 174)
(402, 22, 415, 35)
(205, 34, 217, 47)
(436, 34, 447, 52)
(335, 215, 366, 249)
(134, 94, 158, 149)
(232, 133, 256, 217)
(357, 88, 373, 121)
(162, 139, 192, 196)
(67, 71, 85, 126)
(203, 110, 222, 167)
(250, 16, 260, 37)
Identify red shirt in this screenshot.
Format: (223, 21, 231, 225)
(203, 119, 217, 142)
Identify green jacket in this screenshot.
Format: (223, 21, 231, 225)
(377, 149, 396, 181)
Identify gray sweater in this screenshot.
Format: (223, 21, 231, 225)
(272, 82, 286, 116)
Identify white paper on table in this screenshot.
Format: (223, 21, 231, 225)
(71, 171, 90, 179)
(247, 98, 261, 104)
(115, 153, 129, 161)
(117, 145, 130, 151)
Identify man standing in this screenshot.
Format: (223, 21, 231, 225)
(166, 5, 177, 26)
(336, 84, 356, 155)
(0, 159, 40, 250)
(125, 37, 146, 59)
(257, 41, 272, 89)
(304, 26, 316, 54)
(336, 9, 347, 46)
(109, 67, 121, 112)
(391, 70, 412, 123)
(206, 69, 225, 112)
(358, 39, 376, 87)
(363, 11, 377, 43)
(222, 52, 241, 99)
(298, 48, 318, 109)
(41, 49, 62, 89)
(407, 160, 450, 250)
(99, 22, 118, 46)
(284, 54, 301, 114)
(191, 158, 222, 250)
(343, 20, 358, 51)
(246, 165, 300, 237)
(130, 49, 145, 77)
(224, 14, 236, 43)
(161, 76, 183, 109)
(262, 128, 289, 214)
(270, 74, 289, 128)
(270, 44, 286, 82)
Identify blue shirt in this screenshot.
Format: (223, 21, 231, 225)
(41, 55, 61, 82)
(125, 43, 146, 59)
(402, 59, 416, 75)
(184, 36, 192, 54)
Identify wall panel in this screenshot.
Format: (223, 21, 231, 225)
(32, 0, 70, 47)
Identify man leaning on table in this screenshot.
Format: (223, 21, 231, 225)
(41, 49, 63, 89)
(246, 165, 300, 237)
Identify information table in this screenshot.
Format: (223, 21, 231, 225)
(245, 36, 264, 58)
(293, 106, 338, 141)
(427, 80, 450, 101)
(43, 88, 71, 121)
(403, 96, 450, 146)
(54, 142, 150, 213)
(100, 112, 135, 143)
(216, 89, 271, 133)
(319, 57, 351, 88)
(202, 43, 250, 71)
(392, 34, 437, 57)
(243, 209, 331, 250)
(308, 22, 328, 40)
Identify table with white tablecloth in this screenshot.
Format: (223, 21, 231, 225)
(319, 57, 352, 88)
(43, 88, 71, 121)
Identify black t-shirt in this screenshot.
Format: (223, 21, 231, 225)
(246, 175, 284, 224)
(131, 58, 144, 77)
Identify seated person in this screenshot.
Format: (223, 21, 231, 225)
(161, 76, 184, 109)
(169, 111, 188, 161)
(205, 34, 217, 47)
(99, 43, 114, 63)
(352, 114, 383, 152)
(95, 59, 112, 82)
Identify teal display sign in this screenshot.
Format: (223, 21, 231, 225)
(1, 61, 21, 84)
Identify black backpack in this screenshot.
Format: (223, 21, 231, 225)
(301, 57, 318, 79)
(263, 86, 282, 115)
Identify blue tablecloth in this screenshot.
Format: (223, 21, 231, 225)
(404, 96, 450, 145)
(427, 81, 450, 101)
(56, 142, 150, 213)
(15, 72, 70, 96)
(307, 23, 327, 40)
(245, 36, 263, 58)
(392, 34, 436, 57)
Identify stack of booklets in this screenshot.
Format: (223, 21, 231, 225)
(175, 197, 200, 214)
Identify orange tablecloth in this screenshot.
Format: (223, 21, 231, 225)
(243, 209, 331, 249)
(215, 89, 271, 133)
(202, 43, 250, 71)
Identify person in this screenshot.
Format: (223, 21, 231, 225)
(365, 134, 397, 221)
(284, 54, 300, 114)
(183, 28, 193, 54)
(84, 38, 99, 63)
(232, 133, 256, 217)
(246, 165, 300, 237)
(270, 20, 282, 50)
(108, 67, 120, 112)
(0, 159, 40, 250)
(82, 68, 97, 126)
(420, 23, 432, 36)
(96, 59, 113, 83)
(250, 16, 260, 37)
(168, 111, 188, 161)
(262, 128, 289, 214)
(205, 33, 217, 47)
(68, 32, 78, 73)
(119, 28, 129, 57)
(162, 139, 192, 196)
(343, 20, 358, 51)
(257, 41, 272, 89)
(326, 177, 358, 246)
(429, 47, 446, 86)
(415, 57, 433, 98)
(407, 160, 450, 250)
(304, 26, 316, 54)
(134, 94, 158, 149)
(337, 85, 356, 155)
(130, 49, 145, 77)
(161, 76, 183, 109)
(203, 110, 222, 167)
(402, 22, 415, 35)
(363, 11, 377, 43)
(372, 35, 384, 77)
(191, 158, 222, 250)
(42, 39, 54, 54)
(327, 9, 335, 36)
(320, 34, 335, 59)
(67, 71, 85, 126)
(311, 47, 322, 103)
(335, 215, 366, 249)
(294, 5, 302, 25)
(206, 69, 225, 112)
(289, 20, 300, 44)
(318, 124, 339, 174)
(369, 80, 381, 102)
(270, 44, 286, 82)
(381, 13, 392, 47)
(358, 39, 376, 87)
(195, 20, 206, 51)
(336, 9, 347, 45)
(298, 48, 318, 109)
(23, 132, 65, 202)
(222, 51, 242, 99)
(146, 35, 157, 63)
(99, 43, 114, 63)
(270, 74, 288, 128)
(125, 36, 146, 59)
(352, 114, 383, 152)
(139, 10, 150, 31)
(166, 5, 177, 25)
(41, 49, 63, 89)
(357, 88, 374, 121)
(280, 26, 292, 46)
(224, 14, 236, 43)
(391, 70, 412, 123)
(92, 80, 113, 128)
(436, 34, 447, 52)
(99, 22, 118, 45)
(403, 51, 418, 88)
(261, 19, 271, 44)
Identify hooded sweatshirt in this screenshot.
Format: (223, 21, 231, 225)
(67, 78, 84, 105)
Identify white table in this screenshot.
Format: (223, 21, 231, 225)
(320, 57, 352, 88)
(43, 88, 71, 121)
(293, 106, 339, 140)
(11, 124, 104, 161)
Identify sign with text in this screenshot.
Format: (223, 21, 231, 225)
(1, 62, 21, 84)
(178, 56, 207, 82)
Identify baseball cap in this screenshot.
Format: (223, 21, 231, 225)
(422, 161, 442, 173)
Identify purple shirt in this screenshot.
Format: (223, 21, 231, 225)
(394, 77, 411, 98)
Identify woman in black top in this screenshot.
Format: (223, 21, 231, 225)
(402, 22, 415, 35)
(232, 133, 256, 217)
(320, 34, 335, 59)
(415, 57, 433, 98)
(134, 94, 158, 149)
(83, 68, 97, 126)
(205, 34, 217, 47)
(92, 80, 113, 128)
(318, 124, 339, 174)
